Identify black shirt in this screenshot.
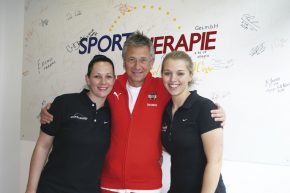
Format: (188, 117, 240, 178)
(161, 91, 226, 193)
(38, 89, 111, 193)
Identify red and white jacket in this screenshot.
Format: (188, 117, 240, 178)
(101, 72, 170, 190)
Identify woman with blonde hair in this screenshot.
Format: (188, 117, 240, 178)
(161, 51, 226, 193)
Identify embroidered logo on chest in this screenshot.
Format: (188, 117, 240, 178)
(147, 92, 157, 100)
(113, 91, 122, 100)
(147, 103, 158, 107)
(147, 91, 158, 107)
(70, 113, 88, 120)
(162, 123, 168, 132)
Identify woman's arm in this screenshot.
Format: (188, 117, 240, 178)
(200, 128, 224, 193)
(25, 131, 54, 193)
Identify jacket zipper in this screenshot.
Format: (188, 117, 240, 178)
(122, 88, 131, 188)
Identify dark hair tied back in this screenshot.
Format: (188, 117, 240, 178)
(87, 54, 115, 76)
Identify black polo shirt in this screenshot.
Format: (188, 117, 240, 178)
(161, 91, 226, 193)
(38, 89, 111, 193)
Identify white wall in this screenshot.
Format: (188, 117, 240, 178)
(0, 0, 24, 193)
(161, 152, 290, 193)
(20, 0, 290, 166)
(222, 160, 290, 193)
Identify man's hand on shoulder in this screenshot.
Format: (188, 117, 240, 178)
(40, 103, 53, 124)
(211, 103, 226, 127)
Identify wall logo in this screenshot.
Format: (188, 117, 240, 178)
(79, 31, 218, 55)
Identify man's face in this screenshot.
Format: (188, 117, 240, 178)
(123, 45, 154, 87)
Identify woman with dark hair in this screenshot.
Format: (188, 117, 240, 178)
(25, 55, 115, 193)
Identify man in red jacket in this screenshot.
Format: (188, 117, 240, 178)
(100, 31, 172, 193)
(41, 31, 225, 193)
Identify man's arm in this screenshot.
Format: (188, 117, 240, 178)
(40, 103, 53, 124)
(211, 104, 225, 127)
